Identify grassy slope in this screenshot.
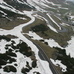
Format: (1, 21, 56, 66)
(0, 15, 30, 30)
(0, 7, 31, 30)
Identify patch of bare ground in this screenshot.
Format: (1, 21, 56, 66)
(6, 35, 18, 39)
(0, 15, 30, 30)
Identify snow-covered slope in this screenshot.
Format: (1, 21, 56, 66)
(0, 0, 33, 11)
(0, 0, 34, 18)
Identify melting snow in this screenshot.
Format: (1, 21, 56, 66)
(0, 40, 9, 53)
(47, 13, 61, 30)
(26, 31, 43, 40)
(50, 59, 67, 72)
(65, 36, 74, 58)
(45, 39, 63, 49)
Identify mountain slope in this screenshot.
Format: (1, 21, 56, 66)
(0, 0, 74, 74)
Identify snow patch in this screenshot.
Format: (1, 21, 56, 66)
(47, 25, 58, 33)
(50, 59, 67, 72)
(45, 39, 63, 49)
(47, 13, 61, 30)
(65, 36, 74, 58)
(0, 40, 9, 53)
(26, 31, 43, 40)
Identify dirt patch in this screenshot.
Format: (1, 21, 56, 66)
(6, 35, 18, 39)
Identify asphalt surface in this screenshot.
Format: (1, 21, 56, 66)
(33, 11, 68, 33)
(33, 42, 61, 74)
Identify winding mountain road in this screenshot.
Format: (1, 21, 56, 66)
(32, 41, 61, 74)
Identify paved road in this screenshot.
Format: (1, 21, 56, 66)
(33, 11, 68, 33)
(33, 42, 61, 74)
